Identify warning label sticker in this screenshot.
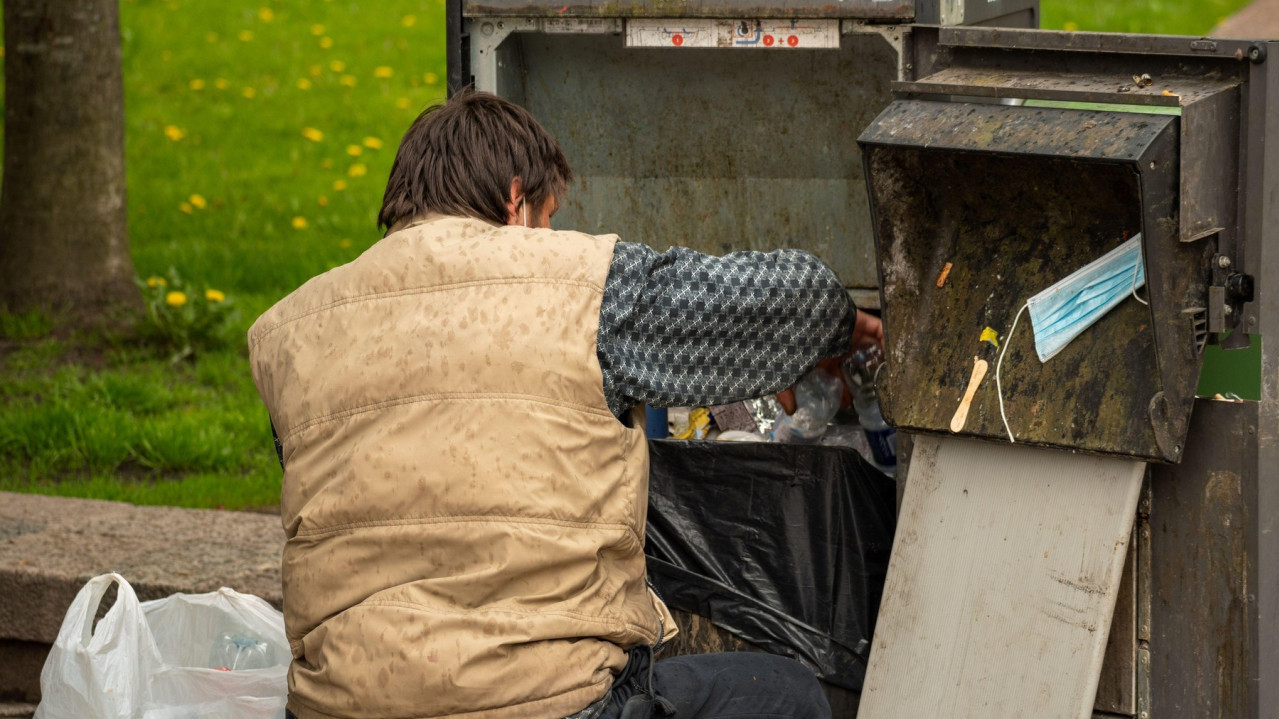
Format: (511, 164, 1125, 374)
(625, 19, 840, 49)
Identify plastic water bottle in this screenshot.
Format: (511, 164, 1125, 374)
(771, 367, 843, 443)
(852, 382, 898, 470)
(210, 633, 273, 671)
(843, 347, 898, 471)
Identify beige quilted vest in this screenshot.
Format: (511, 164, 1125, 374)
(248, 215, 676, 719)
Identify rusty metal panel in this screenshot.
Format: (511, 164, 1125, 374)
(1094, 533, 1137, 716)
(937, 26, 1270, 61)
(1245, 41, 1279, 719)
(1179, 87, 1241, 244)
(859, 436, 1145, 719)
(463, 0, 914, 19)
(860, 99, 1174, 160)
(859, 100, 1206, 461)
(513, 32, 896, 290)
(1147, 399, 1258, 718)
(894, 65, 1233, 107)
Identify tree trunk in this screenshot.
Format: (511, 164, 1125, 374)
(0, 0, 139, 318)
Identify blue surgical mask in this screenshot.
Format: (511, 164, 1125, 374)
(1027, 234, 1146, 362)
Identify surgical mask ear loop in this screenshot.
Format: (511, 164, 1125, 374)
(1131, 262, 1148, 306)
(521, 197, 528, 228)
(995, 302, 1030, 443)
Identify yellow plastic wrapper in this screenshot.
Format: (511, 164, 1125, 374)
(673, 407, 711, 440)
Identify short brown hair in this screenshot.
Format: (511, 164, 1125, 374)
(378, 91, 573, 231)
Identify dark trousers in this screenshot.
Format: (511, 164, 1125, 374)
(284, 650, 831, 719)
(597, 647, 831, 719)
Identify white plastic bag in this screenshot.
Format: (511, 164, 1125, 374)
(34, 573, 163, 719)
(141, 587, 289, 719)
(36, 574, 288, 719)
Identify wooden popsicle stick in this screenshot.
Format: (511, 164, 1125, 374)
(949, 356, 989, 433)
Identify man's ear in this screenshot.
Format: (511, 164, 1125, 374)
(504, 177, 524, 225)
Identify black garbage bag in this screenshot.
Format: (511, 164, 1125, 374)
(644, 439, 896, 691)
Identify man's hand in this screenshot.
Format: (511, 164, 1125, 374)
(852, 310, 884, 354)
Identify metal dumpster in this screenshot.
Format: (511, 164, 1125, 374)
(855, 27, 1279, 719)
(446, 5, 1279, 717)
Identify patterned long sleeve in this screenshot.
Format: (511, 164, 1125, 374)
(597, 241, 856, 418)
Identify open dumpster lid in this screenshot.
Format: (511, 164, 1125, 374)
(858, 28, 1256, 462)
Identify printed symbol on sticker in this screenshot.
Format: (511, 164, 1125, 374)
(672, 33, 683, 46)
(763, 34, 775, 46)
(787, 35, 799, 47)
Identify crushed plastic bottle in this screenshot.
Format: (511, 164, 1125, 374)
(852, 383, 897, 470)
(843, 347, 897, 472)
(210, 633, 273, 671)
(770, 367, 843, 444)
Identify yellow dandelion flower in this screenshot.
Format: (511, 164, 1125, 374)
(205, 31, 220, 43)
(346, 144, 363, 156)
(164, 125, 186, 141)
(362, 137, 383, 150)
(340, 239, 352, 248)
(215, 78, 229, 89)
(146, 276, 167, 288)
(302, 127, 324, 142)
(189, 194, 207, 209)
(311, 24, 325, 36)
(243, 87, 257, 98)
(348, 164, 367, 177)
(309, 64, 323, 77)
(329, 60, 346, 72)
(333, 179, 348, 191)
(1063, 21, 1078, 31)
(238, 29, 254, 41)
(321, 158, 334, 169)
(297, 78, 312, 90)
(189, 78, 206, 90)
(374, 66, 393, 78)
(318, 196, 330, 207)
(292, 216, 309, 229)
(401, 15, 417, 27)
(425, 72, 439, 85)
(205, 289, 226, 302)
(396, 97, 411, 109)
(258, 7, 274, 22)
(340, 74, 357, 87)
(179, 202, 194, 214)
(165, 291, 188, 307)
(320, 36, 333, 49)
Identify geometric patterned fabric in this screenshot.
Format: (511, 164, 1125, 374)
(598, 241, 856, 418)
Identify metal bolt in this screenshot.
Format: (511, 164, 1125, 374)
(1218, 255, 1232, 269)
(481, 22, 495, 35)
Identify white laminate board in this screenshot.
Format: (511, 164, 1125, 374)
(858, 435, 1145, 719)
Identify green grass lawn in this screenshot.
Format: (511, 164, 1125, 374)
(0, 0, 1256, 510)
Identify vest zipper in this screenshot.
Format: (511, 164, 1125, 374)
(647, 577, 667, 652)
